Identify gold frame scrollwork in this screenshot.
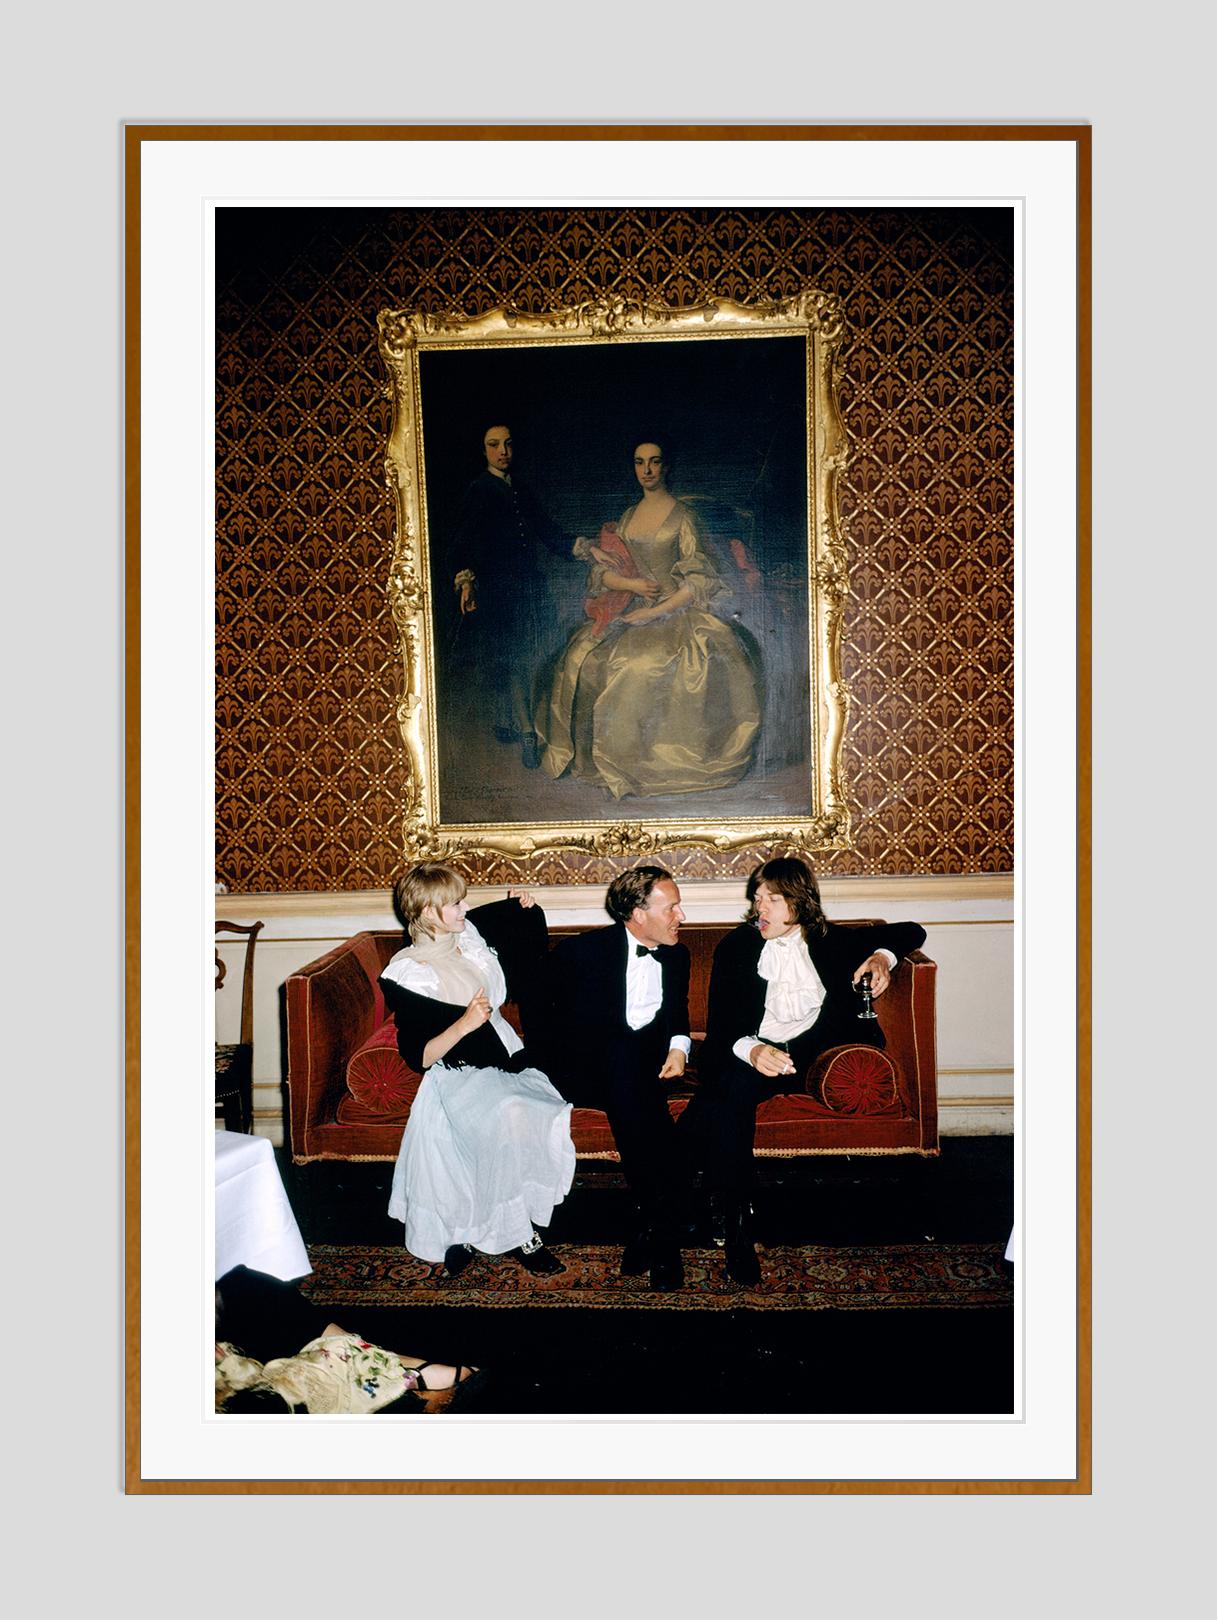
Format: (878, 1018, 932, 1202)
(377, 290, 852, 871)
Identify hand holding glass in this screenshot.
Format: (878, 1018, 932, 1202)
(855, 971, 878, 1021)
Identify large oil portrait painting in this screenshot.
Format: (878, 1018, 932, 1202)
(378, 291, 851, 867)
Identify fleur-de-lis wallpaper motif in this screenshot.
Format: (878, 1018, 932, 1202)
(216, 207, 1013, 890)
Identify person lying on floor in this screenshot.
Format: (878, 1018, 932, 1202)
(215, 1264, 479, 1414)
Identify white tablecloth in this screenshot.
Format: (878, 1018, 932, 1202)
(215, 1130, 311, 1282)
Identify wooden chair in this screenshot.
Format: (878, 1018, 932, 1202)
(215, 919, 263, 1133)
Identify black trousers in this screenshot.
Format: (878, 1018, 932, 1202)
(684, 1012, 886, 1198)
(553, 1022, 693, 1239)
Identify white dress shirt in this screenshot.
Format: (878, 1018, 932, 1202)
(625, 933, 691, 1056)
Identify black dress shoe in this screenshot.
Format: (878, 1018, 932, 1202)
(724, 1234, 761, 1287)
(443, 1243, 474, 1277)
(521, 732, 542, 769)
(723, 1202, 761, 1287)
(648, 1244, 685, 1291)
(620, 1234, 652, 1276)
(511, 1240, 566, 1276)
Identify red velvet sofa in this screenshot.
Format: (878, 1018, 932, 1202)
(285, 922, 938, 1165)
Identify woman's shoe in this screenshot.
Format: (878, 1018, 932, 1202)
(443, 1243, 474, 1277)
(511, 1233, 566, 1275)
(412, 1362, 478, 1413)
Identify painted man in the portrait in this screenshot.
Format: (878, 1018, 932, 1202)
(447, 423, 575, 769)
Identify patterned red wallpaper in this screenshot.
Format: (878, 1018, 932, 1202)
(216, 207, 1013, 890)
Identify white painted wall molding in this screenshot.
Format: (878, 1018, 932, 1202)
(215, 875, 1015, 1145)
(215, 872, 1013, 930)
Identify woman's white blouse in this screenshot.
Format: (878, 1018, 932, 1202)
(381, 921, 523, 1057)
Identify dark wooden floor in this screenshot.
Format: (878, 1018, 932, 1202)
(276, 1138, 1015, 1417)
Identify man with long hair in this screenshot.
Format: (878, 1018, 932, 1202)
(689, 856, 926, 1286)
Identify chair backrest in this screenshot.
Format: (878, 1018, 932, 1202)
(215, 920, 263, 1048)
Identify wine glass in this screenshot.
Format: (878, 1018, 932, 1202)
(855, 970, 878, 1021)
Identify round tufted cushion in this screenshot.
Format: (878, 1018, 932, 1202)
(813, 1045, 901, 1114)
(345, 1023, 417, 1116)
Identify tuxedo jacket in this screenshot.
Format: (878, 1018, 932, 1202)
(701, 919, 927, 1079)
(378, 898, 549, 1075)
(545, 923, 691, 1082)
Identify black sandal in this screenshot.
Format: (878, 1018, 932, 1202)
(412, 1362, 478, 1412)
(413, 1362, 476, 1391)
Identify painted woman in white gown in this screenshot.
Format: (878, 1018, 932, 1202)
(381, 863, 574, 1278)
(536, 439, 761, 799)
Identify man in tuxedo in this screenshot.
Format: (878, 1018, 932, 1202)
(686, 856, 927, 1285)
(544, 866, 693, 1290)
(447, 422, 574, 769)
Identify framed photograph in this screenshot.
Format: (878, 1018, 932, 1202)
(379, 291, 851, 868)
(133, 126, 1086, 1493)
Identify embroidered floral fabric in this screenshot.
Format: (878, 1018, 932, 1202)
(215, 1331, 419, 1413)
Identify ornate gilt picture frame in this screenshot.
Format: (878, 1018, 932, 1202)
(378, 289, 851, 870)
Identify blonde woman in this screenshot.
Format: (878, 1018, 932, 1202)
(382, 863, 574, 1277)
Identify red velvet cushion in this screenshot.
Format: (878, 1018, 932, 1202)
(342, 1022, 419, 1117)
(814, 1045, 901, 1114)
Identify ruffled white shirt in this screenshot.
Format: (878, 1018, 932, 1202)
(730, 931, 827, 1063)
(730, 931, 895, 1064)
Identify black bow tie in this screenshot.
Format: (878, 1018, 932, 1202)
(635, 944, 659, 958)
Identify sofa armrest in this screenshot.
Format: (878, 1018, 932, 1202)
(286, 932, 393, 1163)
(875, 951, 938, 1142)
(874, 952, 916, 1045)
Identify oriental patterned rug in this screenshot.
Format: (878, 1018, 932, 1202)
(300, 1241, 1012, 1313)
